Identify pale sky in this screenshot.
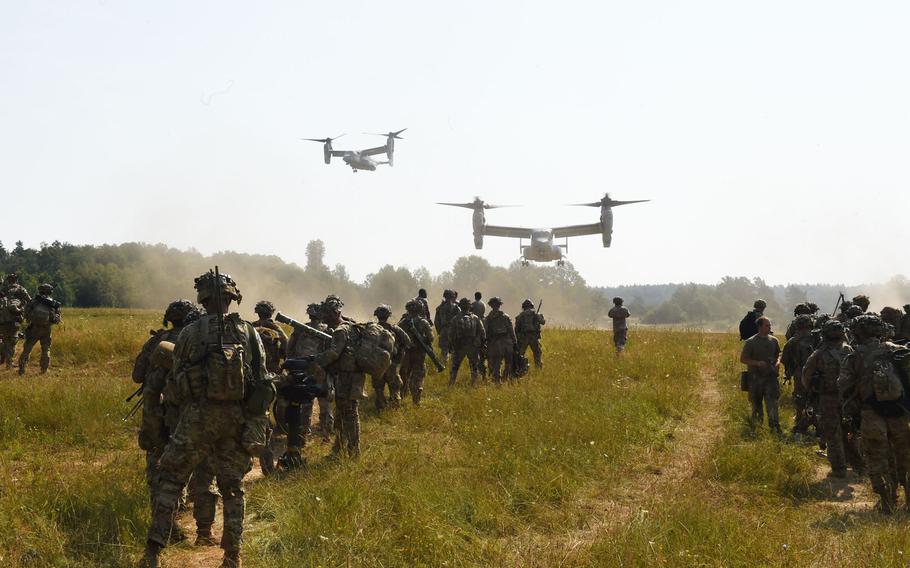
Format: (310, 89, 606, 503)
(2, 1, 908, 286)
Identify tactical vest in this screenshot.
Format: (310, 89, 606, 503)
(487, 312, 512, 338)
(515, 310, 539, 335)
(0, 297, 22, 325)
(816, 345, 848, 394)
(197, 315, 253, 402)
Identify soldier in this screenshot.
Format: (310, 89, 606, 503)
(416, 288, 432, 321)
(782, 315, 816, 437)
(785, 303, 814, 340)
(312, 296, 365, 457)
(471, 291, 486, 318)
(399, 299, 435, 405)
(373, 304, 411, 411)
(881, 307, 904, 342)
(282, 303, 333, 460)
(18, 284, 60, 376)
(434, 290, 460, 364)
(484, 297, 517, 384)
(838, 314, 910, 513)
(140, 270, 270, 568)
(0, 273, 32, 304)
(806, 302, 820, 315)
(901, 305, 910, 342)
(0, 290, 24, 369)
(251, 300, 287, 374)
(852, 294, 871, 313)
(607, 297, 631, 354)
(515, 299, 545, 369)
(836, 300, 854, 323)
(802, 320, 862, 478)
(448, 297, 486, 386)
(740, 316, 782, 433)
(132, 301, 217, 545)
(739, 299, 766, 340)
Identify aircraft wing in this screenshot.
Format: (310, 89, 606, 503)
(483, 225, 533, 239)
(360, 145, 389, 157)
(330, 150, 353, 157)
(552, 223, 603, 238)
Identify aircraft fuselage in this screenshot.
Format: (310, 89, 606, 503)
(521, 230, 564, 262)
(343, 153, 378, 171)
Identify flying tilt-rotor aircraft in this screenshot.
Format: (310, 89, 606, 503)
(438, 194, 649, 266)
(301, 129, 406, 172)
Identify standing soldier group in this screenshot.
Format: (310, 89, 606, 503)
(0, 273, 61, 375)
(742, 294, 910, 514)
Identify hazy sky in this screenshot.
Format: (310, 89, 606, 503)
(2, 1, 908, 286)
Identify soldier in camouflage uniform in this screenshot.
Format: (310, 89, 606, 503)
(515, 299, 545, 369)
(607, 297, 631, 354)
(399, 299, 435, 405)
(484, 297, 517, 384)
(251, 300, 287, 374)
(434, 290, 460, 364)
(140, 271, 270, 568)
(373, 305, 411, 410)
(416, 288, 432, 321)
(900, 305, 910, 342)
(838, 314, 910, 513)
(285, 303, 334, 443)
(18, 284, 60, 375)
(0, 273, 32, 304)
(132, 301, 217, 544)
(881, 307, 904, 342)
(802, 320, 862, 478)
(835, 300, 854, 323)
(785, 303, 814, 340)
(0, 291, 24, 369)
(313, 296, 366, 457)
(782, 315, 816, 437)
(852, 294, 871, 314)
(448, 297, 486, 386)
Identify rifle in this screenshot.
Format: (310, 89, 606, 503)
(213, 266, 228, 361)
(535, 299, 543, 338)
(122, 384, 145, 421)
(275, 312, 333, 341)
(403, 316, 445, 373)
(832, 292, 845, 317)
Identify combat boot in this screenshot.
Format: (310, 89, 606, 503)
(877, 490, 896, 514)
(195, 526, 217, 546)
(137, 543, 161, 568)
(220, 550, 242, 568)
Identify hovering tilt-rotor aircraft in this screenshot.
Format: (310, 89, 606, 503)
(301, 129, 406, 172)
(438, 194, 649, 266)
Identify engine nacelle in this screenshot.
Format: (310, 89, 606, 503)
(387, 136, 395, 167)
(601, 207, 614, 247)
(323, 142, 332, 165)
(472, 209, 485, 249)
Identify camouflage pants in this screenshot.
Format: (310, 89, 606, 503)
(612, 329, 628, 352)
(487, 337, 514, 383)
(148, 401, 251, 552)
(333, 398, 361, 456)
(303, 396, 334, 438)
(517, 334, 542, 368)
(747, 375, 780, 430)
(18, 325, 52, 372)
(399, 348, 427, 405)
(144, 448, 217, 531)
(438, 332, 450, 363)
(860, 407, 910, 502)
(0, 322, 19, 367)
(792, 380, 811, 434)
(449, 342, 481, 386)
(816, 393, 863, 474)
(372, 361, 403, 411)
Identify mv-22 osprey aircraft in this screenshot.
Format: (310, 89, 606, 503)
(438, 194, 648, 266)
(301, 128, 406, 172)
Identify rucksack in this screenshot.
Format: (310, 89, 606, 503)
(255, 326, 283, 371)
(199, 316, 249, 402)
(0, 297, 23, 325)
(348, 322, 394, 377)
(739, 311, 758, 340)
(451, 314, 477, 342)
(487, 313, 511, 337)
(870, 347, 906, 403)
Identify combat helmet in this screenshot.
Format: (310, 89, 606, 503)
(845, 305, 865, 320)
(821, 319, 845, 339)
(852, 294, 871, 312)
(793, 303, 811, 316)
(194, 270, 242, 304)
(806, 302, 820, 314)
(852, 314, 885, 339)
(5, 273, 17, 283)
(613, 297, 624, 306)
(323, 295, 343, 314)
(37, 283, 54, 295)
(254, 300, 276, 318)
(374, 304, 392, 319)
(753, 299, 767, 310)
(306, 302, 323, 319)
(405, 299, 423, 313)
(794, 314, 813, 330)
(458, 297, 472, 309)
(487, 296, 503, 308)
(163, 299, 199, 327)
(522, 299, 534, 310)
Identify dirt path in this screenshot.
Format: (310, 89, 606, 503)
(162, 468, 265, 568)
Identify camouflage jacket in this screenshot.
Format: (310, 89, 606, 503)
(485, 310, 517, 343)
(434, 301, 460, 333)
(838, 338, 903, 407)
(781, 332, 815, 379)
(287, 320, 331, 358)
(448, 311, 486, 346)
(379, 320, 412, 362)
(399, 315, 434, 352)
(133, 326, 184, 396)
(0, 283, 31, 305)
(802, 341, 852, 394)
(253, 317, 288, 373)
(515, 309, 545, 336)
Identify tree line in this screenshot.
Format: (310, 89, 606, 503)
(1, 240, 905, 329)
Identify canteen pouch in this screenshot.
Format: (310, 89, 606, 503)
(740, 371, 750, 392)
(205, 345, 246, 401)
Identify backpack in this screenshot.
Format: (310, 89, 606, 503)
(870, 348, 905, 403)
(739, 311, 758, 340)
(199, 316, 249, 402)
(487, 313, 511, 337)
(255, 326, 283, 371)
(451, 314, 477, 342)
(29, 301, 53, 325)
(348, 322, 394, 377)
(0, 297, 23, 325)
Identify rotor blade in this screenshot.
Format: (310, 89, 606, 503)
(301, 138, 328, 143)
(606, 199, 650, 207)
(392, 127, 407, 138)
(483, 204, 518, 209)
(565, 202, 603, 207)
(436, 202, 479, 209)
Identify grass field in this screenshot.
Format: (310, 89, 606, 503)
(0, 309, 908, 567)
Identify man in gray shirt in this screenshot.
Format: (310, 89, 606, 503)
(740, 316, 782, 433)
